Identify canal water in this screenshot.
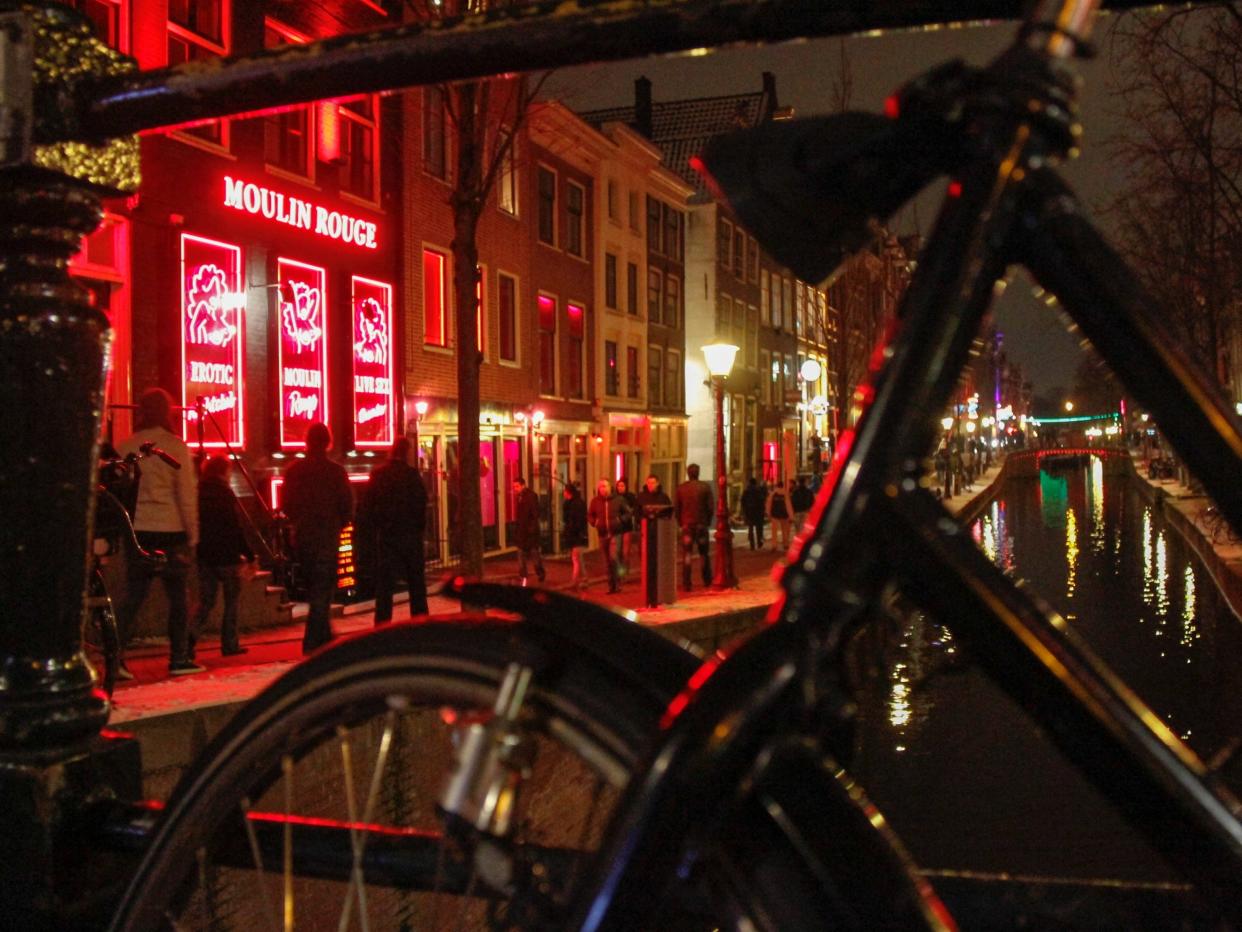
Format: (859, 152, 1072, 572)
(852, 457, 1242, 881)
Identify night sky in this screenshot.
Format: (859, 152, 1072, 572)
(545, 15, 1141, 395)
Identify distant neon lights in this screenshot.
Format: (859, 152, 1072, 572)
(181, 234, 244, 449)
(223, 175, 378, 250)
(278, 258, 328, 448)
(351, 276, 394, 449)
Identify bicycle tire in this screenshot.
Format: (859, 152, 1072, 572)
(109, 617, 690, 931)
(84, 564, 119, 697)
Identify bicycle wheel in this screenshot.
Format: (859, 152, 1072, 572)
(83, 563, 119, 696)
(110, 617, 690, 931)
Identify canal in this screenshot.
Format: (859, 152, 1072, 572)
(853, 456, 1242, 882)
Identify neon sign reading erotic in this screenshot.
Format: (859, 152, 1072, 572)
(351, 277, 394, 448)
(181, 234, 244, 448)
(278, 258, 328, 448)
(223, 176, 378, 250)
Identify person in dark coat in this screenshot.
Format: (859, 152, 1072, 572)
(561, 482, 588, 590)
(512, 477, 545, 585)
(675, 463, 714, 589)
(636, 474, 672, 513)
(189, 455, 253, 658)
(790, 475, 815, 529)
(740, 476, 766, 551)
(358, 436, 428, 624)
(282, 422, 352, 654)
(614, 477, 639, 579)
(587, 478, 631, 593)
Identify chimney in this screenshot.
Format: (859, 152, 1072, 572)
(634, 76, 653, 139)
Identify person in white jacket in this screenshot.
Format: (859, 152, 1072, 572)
(117, 388, 201, 677)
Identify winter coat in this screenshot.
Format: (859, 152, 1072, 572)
(741, 483, 766, 524)
(117, 426, 199, 546)
(514, 487, 542, 550)
(587, 492, 631, 539)
(674, 479, 713, 531)
(561, 494, 588, 548)
(197, 475, 254, 567)
(283, 453, 352, 554)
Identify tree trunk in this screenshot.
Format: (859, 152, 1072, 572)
(452, 82, 485, 578)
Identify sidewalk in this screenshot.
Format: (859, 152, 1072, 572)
(108, 466, 1007, 730)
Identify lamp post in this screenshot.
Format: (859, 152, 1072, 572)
(703, 342, 739, 590)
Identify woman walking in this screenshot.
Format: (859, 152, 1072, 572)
(561, 482, 588, 590)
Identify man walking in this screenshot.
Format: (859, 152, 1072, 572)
(190, 454, 253, 659)
(790, 475, 815, 530)
(512, 477, 545, 585)
(675, 463, 713, 590)
(741, 476, 766, 551)
(359, 436, 428, 623)
(587, 478, 630, 594)
(283, 422, 352, 654)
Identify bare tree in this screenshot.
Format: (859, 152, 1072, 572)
(405, 1, 550, 577)
(1105, 6, 1242, 394)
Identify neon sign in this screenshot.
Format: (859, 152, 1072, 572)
(181, 234, 244, 448)
(223, 175, 378, 250)
(351, 276, 394, 449)
(278, 258, 328, 448)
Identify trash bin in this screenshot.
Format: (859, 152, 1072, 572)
(641, 504, 676, 607)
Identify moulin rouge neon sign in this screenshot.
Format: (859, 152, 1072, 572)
(181, 234, 244, 448)
(222, 176, 378, 250)
(351, 277, 394, 449)
(278, 258, 328, 448)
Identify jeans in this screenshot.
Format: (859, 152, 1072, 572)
(374, 535, 428, 623)
(122, 531, 191, 664)
(679, 525, 712, 588)
(599, 536, 619, 591)
(191, 563, 243, 651)
(299, 545, 338, 654)
(747, 521, 764, 549)
(517, 545, 545, 583)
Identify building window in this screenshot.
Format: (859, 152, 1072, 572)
(746, 304, 759, 369)
(263, 21, 311, 179)
(665, 350, 681, 408)
(423, 247, 449, 347)
(647, 267, 662, 320)
(538, 293, 556, 394)
(605, 340, 619, 396)
(423, 86, 447, 179)
(733, 228, 745, 277)
(626, 345, 640, 398)
(537, 167, 557, 246)
(664, 206, 680, 261)
(748, 236, 760, 281)
(663, 275, 679, 329)
(627, 262, 639, 316)
(772, 353, 783, 403)
(781, 277, 792, 331)
(498, 272, 518, 363)
(607, 180, 618, 221)
(648, 345, 662, 406)
(167, 0, 227, 147)
(760, 269, 771, 327)
(341, 95, 378, 202)
(646, 196, 662, 254)
(497, 127, 518, 215)
(565, 181, 585, 257)
(566, 302, 586, 399)
(67, 0, 124, 50)
(604, 253, 618, 310)
(760, 349, 771, 404)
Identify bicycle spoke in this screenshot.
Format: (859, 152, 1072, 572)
(337, 712, 396, 932)
(240, 794, 282, 932)
(282, 754, 294, 932)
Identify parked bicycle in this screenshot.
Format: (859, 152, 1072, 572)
(100, 1, 1242, 929)
(1197, 504, 1242, 547)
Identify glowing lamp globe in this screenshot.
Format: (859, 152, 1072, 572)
(702, 343, 739, 378)
(799, 358, 822, 382)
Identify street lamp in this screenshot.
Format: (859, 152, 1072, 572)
(702, 342, 739, 590)
(1064, 400, 1074, 412)
(412, 399, 428, 471)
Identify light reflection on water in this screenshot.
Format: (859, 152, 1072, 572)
(853, 459, 1242, 880)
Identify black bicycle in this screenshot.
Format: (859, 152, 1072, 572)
(106, 0, 1242, 929)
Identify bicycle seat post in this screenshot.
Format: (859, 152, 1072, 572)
(0, 4, 143, 926)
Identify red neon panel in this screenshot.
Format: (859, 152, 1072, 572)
(614, 453, 624, 482)
(318, 101, 341, 162)
(476, 276, 485, 353)
(351, 276, 394, 449)
(277, 257, 328, 449)
(423, 249, 446, 346)
(537, 294, 555, 331)
(181, 233, 244, 449)
(567, 302, 585, 337)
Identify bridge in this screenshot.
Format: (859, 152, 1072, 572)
(1005, 447, 1132, 477)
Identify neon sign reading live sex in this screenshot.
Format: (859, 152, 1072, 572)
(351, 277, 394, 449)
(278, 258, 328, 448)
(223, 176, 378, 250)
(181, 234, 244, 448)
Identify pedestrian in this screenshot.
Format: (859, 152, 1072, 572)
(512, 476, 545, 585)
(358, 436, 428, 624)
(741, 476, 766, 550)
(674, 463, 713, 590)
(117, 387, 201, 677)
(766, 479, 792, 552)
(636, 474, 672, 513)
(614, 477, 639, 579)
(587, 478, 630, 593)
(282, 422, 352, 654)
(790, 476, 815, 529)
(189, 454, 253, 660)
(561, 482, 589, 590)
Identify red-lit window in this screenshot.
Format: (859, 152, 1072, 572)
(565, 302, 585, 399)
(423, 247, 448, 347)
(168, 0, 228, 149)
(476, 268, 486, 355)
(277, 258, 328, 448)
(65, 0, 125, 50)
(181, 234, 244, 449)
(263, 21, 312, 180)
(538, 294, 556, 395)
(498, 272, 518, 363)
(340, 95, 378, 202)
(604, 340, 619, 396)
(351, 276, 394, 450)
